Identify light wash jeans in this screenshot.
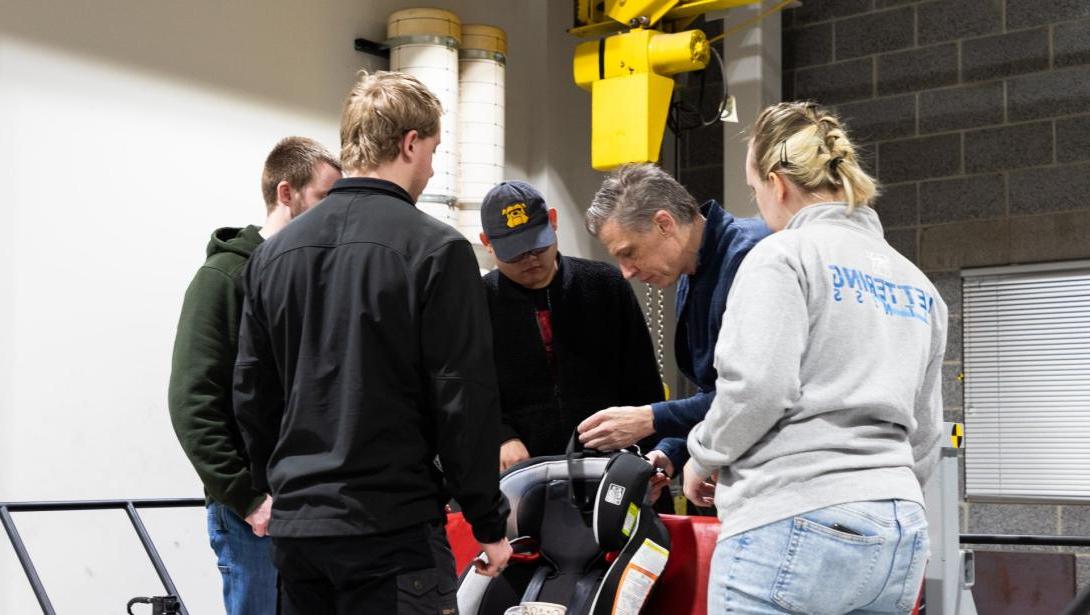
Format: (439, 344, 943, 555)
(207, 502, 278, 615)
(709, 499, 928, 615)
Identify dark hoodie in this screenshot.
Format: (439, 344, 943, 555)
(168, 225, 265, 518)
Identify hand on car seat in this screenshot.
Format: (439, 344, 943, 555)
(473, 537, 513, 577)
(577, 405, 655, 450)
(646, 450, 674, 502)
(500, 439, 531, 472)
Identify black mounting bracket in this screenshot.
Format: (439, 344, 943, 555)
(354, 37, 390, 59)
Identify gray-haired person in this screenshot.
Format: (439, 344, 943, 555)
(576, 163, 770, 488)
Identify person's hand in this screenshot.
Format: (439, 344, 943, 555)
(646, 449, 675, 476)
(577, 405, 655, 451)
(682, 460, 717, 508)
(473, 538, 513, 577)
(499, 439, 530, 472)
(646, 449, 675, 502)
(245, 494, 273, 537)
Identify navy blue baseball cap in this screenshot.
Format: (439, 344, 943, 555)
(480, 180, 556, 262)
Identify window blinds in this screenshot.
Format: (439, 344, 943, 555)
(963, 261, 1090, 502)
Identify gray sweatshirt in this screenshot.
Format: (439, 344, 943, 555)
(687, 203, 947, 539)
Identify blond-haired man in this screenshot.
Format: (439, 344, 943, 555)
(169, 136, 340, 615)
(234, 71, 512, 614)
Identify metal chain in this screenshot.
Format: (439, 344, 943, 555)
(655, 287, 665, 379)
(643, 283, 666, 383)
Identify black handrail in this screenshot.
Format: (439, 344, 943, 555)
(1, 498, 205, 512)
(961, 533, 1090, 547)
(0, 498, 205, 615)
(0, 506, 51, 614)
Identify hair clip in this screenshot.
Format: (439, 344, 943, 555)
(829, 156, 843, 172)
(779, 140, 790, 167)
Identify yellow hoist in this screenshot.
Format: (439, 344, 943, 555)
(569, 0, 763, 170)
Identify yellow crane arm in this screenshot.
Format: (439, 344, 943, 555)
(569, 0, 763, 171)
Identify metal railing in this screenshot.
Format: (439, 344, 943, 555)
(4, 501, 1090, 615)
(961, 533, 1090, 548)
(0, 498, 204, 615)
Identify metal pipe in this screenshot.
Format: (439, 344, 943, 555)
(123, 503, 189, 615)
(961, 533, 1090, 547)
(0, 506, 56, 615)
(0, 498, 204, 513)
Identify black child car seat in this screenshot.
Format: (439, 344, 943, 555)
(457, 436, 671, 615)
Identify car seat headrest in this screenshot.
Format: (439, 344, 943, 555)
(591, 453, 656, 552)
(500, 453, 609, 539)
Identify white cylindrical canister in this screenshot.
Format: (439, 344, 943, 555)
(457, 24, 506, 244)
(387, 8, 461, 221)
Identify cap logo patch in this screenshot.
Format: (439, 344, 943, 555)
(502, 203, 529, 228)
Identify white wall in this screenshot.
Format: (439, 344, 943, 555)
(0, 1, 616, 612)
(0, 0, 713, 610)
(0, 3, 371, 611)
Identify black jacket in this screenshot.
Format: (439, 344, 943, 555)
(234, 178, 508, 543)
(483, 255, 665, 457)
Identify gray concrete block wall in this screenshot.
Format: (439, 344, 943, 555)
(780, 0, 1090, 593)
(961, 28, 1050, 82)
(917, 0, 1002, 44)
(878, 43, 960, 94)
(1056, 18, 1090, 67)
(918, 81, 1004, 133)
(836, 7, 915, 59)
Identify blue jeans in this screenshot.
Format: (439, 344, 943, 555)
(207, 502, 278, 615)
(709, 500, 928, 615)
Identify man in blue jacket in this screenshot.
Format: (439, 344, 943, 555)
(577, 163, 770, 481)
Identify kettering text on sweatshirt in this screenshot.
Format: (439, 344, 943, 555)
(687, 203, 948, 540)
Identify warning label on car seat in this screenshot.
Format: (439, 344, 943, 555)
(621, 502, 638, 537)
(611, 539, 669, 615)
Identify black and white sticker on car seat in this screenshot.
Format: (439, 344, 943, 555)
(605, 483, 626, 505)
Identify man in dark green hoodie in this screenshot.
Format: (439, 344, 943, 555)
(168, 136, 340, 615)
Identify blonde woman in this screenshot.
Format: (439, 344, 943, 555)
(684, 101, 947, 614)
